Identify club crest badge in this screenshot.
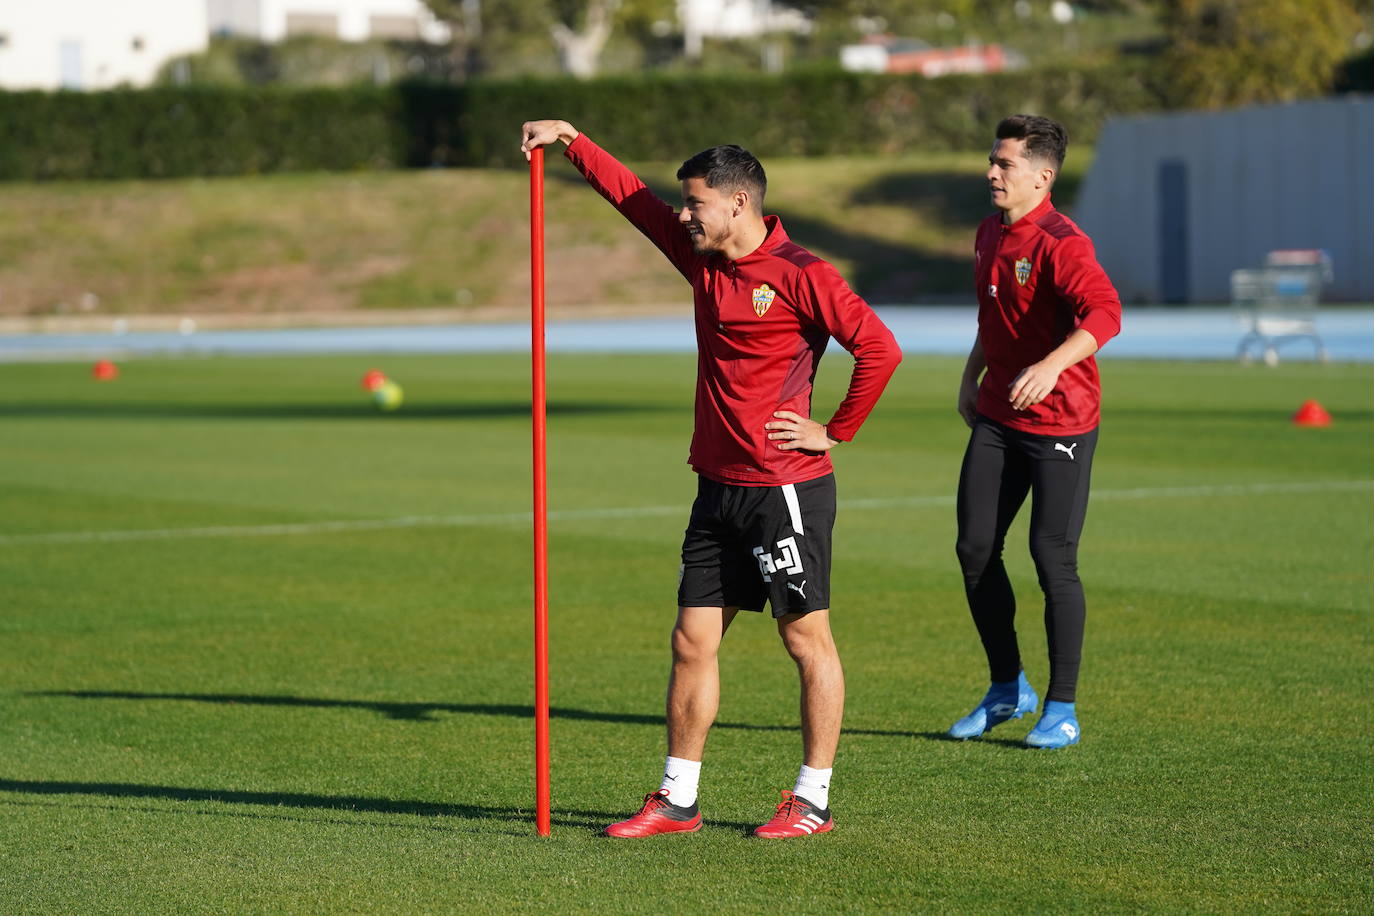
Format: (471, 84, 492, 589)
(1014, 257, 1032, 286)
(752, 283, 776, 317)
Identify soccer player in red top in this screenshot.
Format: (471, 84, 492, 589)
(521, 119, 901, 837)
(948, 114, 1121, 749)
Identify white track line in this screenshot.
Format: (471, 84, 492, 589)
(3, 480, 1371, 547)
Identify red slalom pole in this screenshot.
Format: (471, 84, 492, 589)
(529, 146, 551, 837)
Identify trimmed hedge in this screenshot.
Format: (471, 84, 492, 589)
(0, 87, 403, 179)
(460, 63, 1165, 164)
(0, 64, 1165, 180)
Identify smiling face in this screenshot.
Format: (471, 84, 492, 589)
(986, 136, 1056, 224)
(675, 145, 767, 258)
(679, 177, 745, 255)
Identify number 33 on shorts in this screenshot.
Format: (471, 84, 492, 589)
(754, 536, 803, 583)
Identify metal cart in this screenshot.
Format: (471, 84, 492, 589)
(1231, 250, 1332, 366)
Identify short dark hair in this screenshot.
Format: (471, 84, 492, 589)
(995, 115, 1068, 171)
(677, 145, 767, 212)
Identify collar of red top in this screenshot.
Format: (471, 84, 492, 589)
(999, 194, 1055, 233)
(718, 214, 788, 267)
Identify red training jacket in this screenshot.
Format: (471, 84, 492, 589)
(974, 195, 1121, 435)
(565, 134, 902, 486)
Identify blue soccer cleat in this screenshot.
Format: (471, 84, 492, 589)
(1024, 700, 1080, 749)
(948, 671, 1039, 739)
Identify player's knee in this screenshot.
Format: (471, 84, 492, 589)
(670, 624, 718, 666)
(955, 533, 996, 573)
(1029, 538, 1078, 578)
(777, 618, 835, 664)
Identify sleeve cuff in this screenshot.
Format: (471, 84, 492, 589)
(1078, 312, 1120, 350)
(564, 132, 591, 158)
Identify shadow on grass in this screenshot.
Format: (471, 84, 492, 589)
(0, 795, 527, 837)
(772, 208, 969, 303)
(32, 690, 920, 738)
(847, 168, 1083, 221)
(0, 400, 671, 421)
(914, 731, 961, 743)
(0, 778, 645, 833)
(847, 171, 988, 226)
(913, 730, 1034, 750)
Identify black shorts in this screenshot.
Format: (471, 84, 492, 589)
(677, 473, 835, 618)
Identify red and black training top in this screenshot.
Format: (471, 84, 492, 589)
(565, 133, 902, 487)
(973, 195, 1122, 436)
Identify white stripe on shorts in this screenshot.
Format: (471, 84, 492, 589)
(781, 483, 804, 535)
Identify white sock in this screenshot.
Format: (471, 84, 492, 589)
(659, 756, 701, 807)
(793, 764, 832, 810)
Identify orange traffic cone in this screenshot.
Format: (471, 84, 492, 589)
(92, 359, 118, 381)
(1292, 399, 1331, 427)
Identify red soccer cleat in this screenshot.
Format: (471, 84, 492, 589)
(752, 790, 833, 839)
(604, 790, 702, 838)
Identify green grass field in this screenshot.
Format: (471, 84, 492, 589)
(2, 352, 1371, 913)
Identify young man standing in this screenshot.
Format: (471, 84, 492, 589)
(520, 120, 901, 836)
(949, 114, 1121, 749)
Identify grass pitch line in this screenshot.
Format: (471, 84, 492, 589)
(0, 512, 536, 545)
(4, 479, 1371, 546)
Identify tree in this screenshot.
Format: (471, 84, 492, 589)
(423, 0, 671, 78)
(550, 0, 621, 77)
(1160, 0, 1361, 108)
(421, 0, 486, 78)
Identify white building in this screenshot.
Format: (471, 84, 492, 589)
(208, 0, 450, 43)
(679, 0, 810, 58)
(0, 1, 449, 91)
(0, 1, 208, 90)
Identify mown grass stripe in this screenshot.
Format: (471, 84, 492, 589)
(6, 479, 1370, 546)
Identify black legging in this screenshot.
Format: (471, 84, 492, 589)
(955, 417, 1098, 703)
